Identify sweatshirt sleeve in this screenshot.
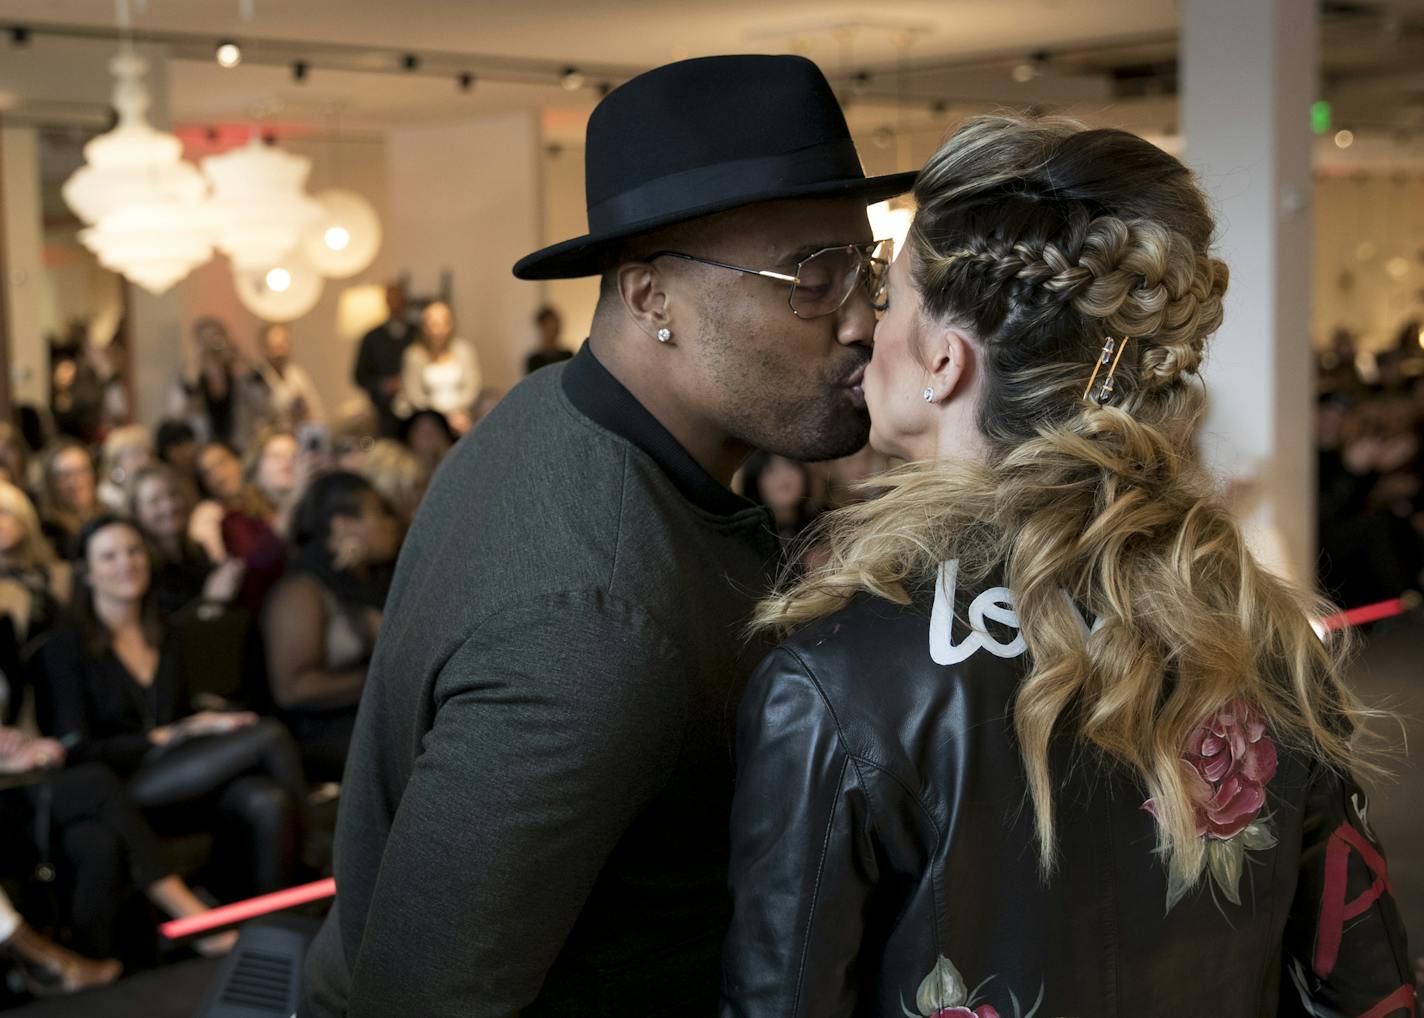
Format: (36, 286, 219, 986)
(343, 591, 690, 1018)
(721, 647, 879, 1018)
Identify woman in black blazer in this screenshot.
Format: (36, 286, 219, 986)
(37, 515, 309, 900)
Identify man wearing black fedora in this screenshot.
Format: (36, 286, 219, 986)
(303, 53, 913, 1017)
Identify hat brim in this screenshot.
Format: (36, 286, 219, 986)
(512, 170, 918, 281)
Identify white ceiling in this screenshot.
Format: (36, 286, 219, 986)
(0, 0, 1178, 132)
(0, 0, 1177, 68)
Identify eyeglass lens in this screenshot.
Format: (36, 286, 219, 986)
(790, 242, 891, 319)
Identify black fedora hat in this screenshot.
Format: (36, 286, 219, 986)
(512, 54, 916, 281)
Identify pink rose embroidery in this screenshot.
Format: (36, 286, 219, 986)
(1144, 699, 1281, 910)
(1183, 699, 1279, 839)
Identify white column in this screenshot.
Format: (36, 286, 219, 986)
(386, 112, 544, 391)
(1182, 0, 1317, 584)
(1, 124, 47, 410)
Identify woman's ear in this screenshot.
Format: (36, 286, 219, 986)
(923, 326, 975, 405)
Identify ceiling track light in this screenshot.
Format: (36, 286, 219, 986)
(292, 60, 309, 83)
(10, 26, 31, 47)
(851, 70, 872, 95)
(596, 81, 613, 98)
(560, 66, 585, 91)
(215, 40, 242, 68)
(402, 53, 421, 72)
(457, 71, 475, 92)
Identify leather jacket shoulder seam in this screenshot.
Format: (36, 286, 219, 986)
(781, 645, 944, 845)
(791, 752, 856, 1017)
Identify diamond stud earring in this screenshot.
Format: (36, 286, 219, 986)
(657, 328, 672, 344)
(922, 387, 934, 402)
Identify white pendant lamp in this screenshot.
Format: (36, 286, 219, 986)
(300, 189, 382, 278)
(233, 249, 324, 322)
(61, 52, 214, 294)
(204, 136, 323, 271)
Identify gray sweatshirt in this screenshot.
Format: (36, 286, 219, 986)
(302, 344, 779, 1017)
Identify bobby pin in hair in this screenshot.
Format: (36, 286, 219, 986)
(1083, 336, 1133, 405)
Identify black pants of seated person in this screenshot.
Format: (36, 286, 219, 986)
(0, 763, 171, 965)
(285, 706, 358, 785)
(128, 718, 308, 899)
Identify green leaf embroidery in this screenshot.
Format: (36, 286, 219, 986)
(916, 955, 968, 1014)
(1239, 821, 1278, 852)
(1208, 837, 1246, 906)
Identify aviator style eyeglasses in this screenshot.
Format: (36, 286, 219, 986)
(644, 239, 893, 320)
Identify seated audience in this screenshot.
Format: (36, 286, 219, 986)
(0, 725, 239, 965)
(195, 443, 287, 613)
(399, 409, 456, 474)
(0, 422, 33, 492)
(96, 424, 154, 514)
(361, 440, 429, 532)
(37, 440, 99, 560)
(154, 419, 200, 482)
(263, 473, 397, 781)
(246, 427, 309, 538)
(0, 481, 71, 721)
(35, 516, 309, 899)
(130, 464, 245, 617)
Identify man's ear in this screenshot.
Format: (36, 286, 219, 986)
(615, 261, 672, 339)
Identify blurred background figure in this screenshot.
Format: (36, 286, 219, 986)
(398, 409, 456, 475)
(524, 304, 572, 375)
(174, 317, 245, 449)
(37, 439, 99, 561)
(263, 472, 400, 783)
(242, 324, 326, 434)
(361, 440, 429, 532)
(739, 453, 821, 546)
(354, 283, 414, 439)
(96, 425, 153, 513)
(401, 301, 482, 434)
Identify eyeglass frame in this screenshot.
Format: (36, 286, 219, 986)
(641, 239, 893, 320)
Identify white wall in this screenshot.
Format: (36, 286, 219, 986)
(387, 112, 544, 392)
(1, 125, 46, 409)
(1313, 173, 1424, 352)
(0, 37, 181, 430)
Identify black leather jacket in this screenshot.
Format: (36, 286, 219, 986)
(721, 583, 1414, 1018)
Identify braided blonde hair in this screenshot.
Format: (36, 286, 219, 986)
(757, 115, 1370, 893)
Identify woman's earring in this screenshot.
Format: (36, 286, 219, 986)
(657, 328, 673, 344)
(922, 387, 934, 403)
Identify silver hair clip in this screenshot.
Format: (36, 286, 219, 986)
(1083, 336, 1132, 405)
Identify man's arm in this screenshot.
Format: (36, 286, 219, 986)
(345, 591, 688, 1017)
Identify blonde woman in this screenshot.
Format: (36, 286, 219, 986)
(722, 117, 1413, 1017)
(360, 439, 429, 531)
(0, 481, 72, 716)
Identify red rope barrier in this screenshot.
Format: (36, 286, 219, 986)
(160, 877, 335, 940)
(1318, 595, 1418, 633)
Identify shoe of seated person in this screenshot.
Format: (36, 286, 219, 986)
(1, 922, 122, 996)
